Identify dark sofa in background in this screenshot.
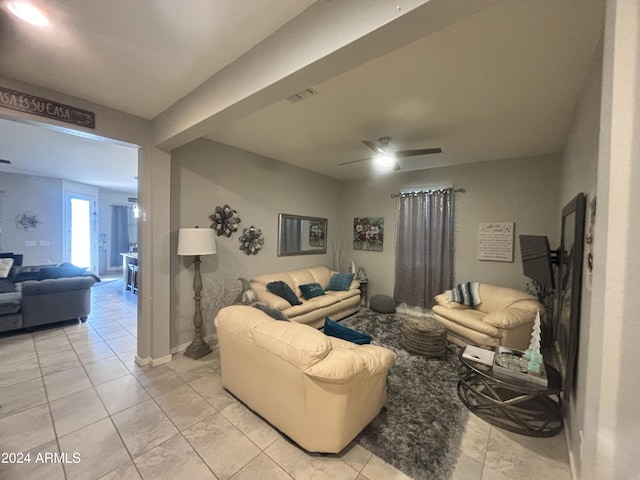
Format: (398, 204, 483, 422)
(0, 262, 99, 333)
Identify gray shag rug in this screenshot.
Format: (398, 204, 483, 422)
(341, 310, 468, 480)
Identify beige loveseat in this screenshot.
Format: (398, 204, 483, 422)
(214, 305, 396, 453)
(250, 266, 360, 328)
(432, 283, 543, 350)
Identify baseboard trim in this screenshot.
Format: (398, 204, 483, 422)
(135, 354, 172, 367)
(171, 334, 217, 355)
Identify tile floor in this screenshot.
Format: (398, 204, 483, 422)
(0, 278, 573, 480)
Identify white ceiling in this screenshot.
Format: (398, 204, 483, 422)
(0, 0, 605, 188)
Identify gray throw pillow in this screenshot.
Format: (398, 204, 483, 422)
(254, 303, 289, 321)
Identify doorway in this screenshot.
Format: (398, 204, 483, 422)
(63, 181, 99, 272)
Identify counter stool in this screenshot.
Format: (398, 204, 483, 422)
(128, 263, 139, 294)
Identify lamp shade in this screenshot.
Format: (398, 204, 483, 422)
(177, 228, 217, 256)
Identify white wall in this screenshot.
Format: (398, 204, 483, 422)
(0, 172, 62, 265)
(170, 138, 343, 349)
(582, 1, 640, 478)
(557, 38, 602, 478)
(340, 154, 561, 301)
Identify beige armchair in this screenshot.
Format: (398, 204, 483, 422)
(432, 283, 543, 350)
(214, 305, 396, 453)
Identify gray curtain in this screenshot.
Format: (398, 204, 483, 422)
(394, 189, 454, 308)
(110, 205, 130, 266)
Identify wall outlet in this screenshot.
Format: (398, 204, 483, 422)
(39, 240, 50, 247)
(25, 240, 37, 247)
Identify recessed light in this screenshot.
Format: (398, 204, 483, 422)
(7, 2, 49, 27)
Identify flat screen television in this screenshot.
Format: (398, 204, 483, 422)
(519, 235, 555, 288)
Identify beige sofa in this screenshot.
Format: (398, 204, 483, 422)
(250, 266, 360, 328)
(432, 283, 543, 350)
(214, 305, 396, 453)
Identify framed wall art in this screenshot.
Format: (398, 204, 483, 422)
(353, 217, 384, 252)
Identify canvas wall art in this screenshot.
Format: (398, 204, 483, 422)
(353, 217, 384, 251)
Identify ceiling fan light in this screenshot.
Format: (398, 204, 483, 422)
(373, 153, 396, 171)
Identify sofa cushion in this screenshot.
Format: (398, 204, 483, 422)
(432, 305, 501, 336)
(434, 292, 472, 310)
(324, 317, 371, 345)
(299, 283, 325, 300)
(0, 280, 16, 293)
(267, 281, 302, 306)
(326, 273, 355, 291)
(254, 303, 289, 321)
(324, 289, 360, 302)
(0, 292, 21, 315)
(482, 307, 537, 329)
(38, 265, 87, 280)
(476, 284, 539, 313)
(0, 258, 14, 278)
(283, 294, 340, 317)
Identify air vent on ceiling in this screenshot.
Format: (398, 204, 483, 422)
(286, 88, 318, 103)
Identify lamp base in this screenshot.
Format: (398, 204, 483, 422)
(183, 340, 212, 360)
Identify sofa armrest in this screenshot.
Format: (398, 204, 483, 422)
(21, 276, 96, 296)
(304, 345, 396, 384)
(482, 307, 537, 330)
(434, 291, 472, 310)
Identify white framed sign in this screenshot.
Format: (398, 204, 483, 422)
(478, 222, 514, 262)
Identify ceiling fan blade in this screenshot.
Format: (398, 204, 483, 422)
(395, 148, 442, 157)
(0, 159, 11, 164)
(362, 140, 384, 154)
(338, 157, 372, 166)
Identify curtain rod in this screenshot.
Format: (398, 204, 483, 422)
(390, 187, 465, 198)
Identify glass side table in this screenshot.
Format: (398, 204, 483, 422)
(457, 349, 563, 437)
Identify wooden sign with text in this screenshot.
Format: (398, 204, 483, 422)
(0, 87, 95, 129)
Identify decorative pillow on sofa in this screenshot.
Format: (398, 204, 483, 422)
(266, 281, 302, 306)
(0, 258, 13, 279)
(299, 282, 326, 300)
(254, 303, 289, 321)
(324, 317, 371, 345)
(0, 279, 16, 293)
(326, 273, 355, 291)
(38, 265, 87, 280)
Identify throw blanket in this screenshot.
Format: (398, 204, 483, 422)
(450, 282, 481, 306)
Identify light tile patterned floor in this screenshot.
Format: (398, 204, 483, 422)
(0, 278, 572, 479)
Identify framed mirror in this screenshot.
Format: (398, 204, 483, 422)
(555, 193, 586, 403)
(278, 213, 327, 256)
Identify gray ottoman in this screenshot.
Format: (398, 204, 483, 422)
(370, 294, 396, 313)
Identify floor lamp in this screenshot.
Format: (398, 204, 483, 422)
(178, 227, 217, 359)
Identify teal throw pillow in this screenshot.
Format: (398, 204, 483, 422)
(266, 281, 302, 306)
(299, 282, 326, 300)
(326, 273, 355, 291)
(324, 317, 371, 345)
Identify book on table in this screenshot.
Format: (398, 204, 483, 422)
(491, 346, 548, 387)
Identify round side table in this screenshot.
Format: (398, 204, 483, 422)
(457, 349, 563, 437)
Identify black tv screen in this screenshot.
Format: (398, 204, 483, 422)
(519, 235, 555, 288)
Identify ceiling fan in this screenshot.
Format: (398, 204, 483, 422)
(338, 136, 442, 171)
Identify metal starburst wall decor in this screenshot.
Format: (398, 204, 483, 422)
(239, 226, 264, 255)
(209, 204, 241, 237)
